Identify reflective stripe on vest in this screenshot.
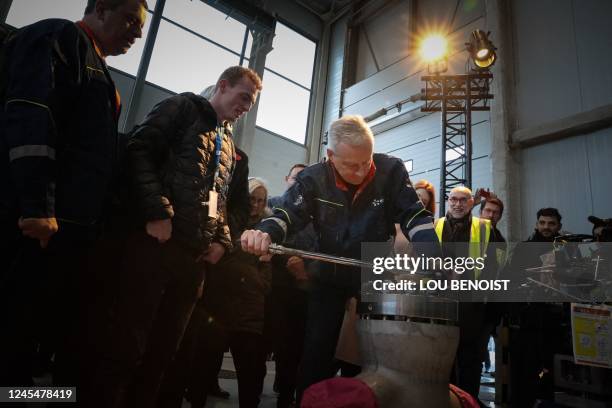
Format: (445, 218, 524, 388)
(434, 216, 491, 279)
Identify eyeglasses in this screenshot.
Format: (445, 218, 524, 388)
(449, 197, 469, 204)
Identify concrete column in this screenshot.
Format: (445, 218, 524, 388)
(485, 0, 522, 241)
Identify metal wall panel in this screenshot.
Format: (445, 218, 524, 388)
(321, 15, 348, 139)
(514, 0, 582, 129)
(573, 0, 612, 111)
(354, 0, 414, 82)
(374, 108, 493, 217)
(585, 127, 612, 220)
(355, 28, 379, 81)
(129, 83, 176, 128)
(249, 128, 308, 196)
(109, 70, 136, 133)
(519, 135, 592, 238)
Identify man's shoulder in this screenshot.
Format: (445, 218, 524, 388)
(373, 153, 403, 167)
(175, 92, 217, 123)
(16, 18, 78, 41)
(373, 153, 407, 180)
(297, 161, 327, 181)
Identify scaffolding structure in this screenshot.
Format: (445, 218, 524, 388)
(421, 72, 493, 216)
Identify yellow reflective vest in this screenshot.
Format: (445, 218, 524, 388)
(435, 216, 491, 279)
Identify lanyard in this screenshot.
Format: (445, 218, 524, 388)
(212, 126, 224, 190)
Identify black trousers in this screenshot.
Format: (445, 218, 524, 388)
(452, 303, 490, 400)
(158, 304, 267, 408)
(190, 330, 266, 408)
(156, 305, 214, 408)
(86, 230, 205, 408)
(0, 221, 102, 394)
(266, 285, 308, 408)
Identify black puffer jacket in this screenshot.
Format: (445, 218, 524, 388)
(126, 93, 235, 252)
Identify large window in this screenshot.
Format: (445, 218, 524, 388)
(145, 0, 250, 93)
(256, 22, 316, 144)
(6, 0, 156, 77)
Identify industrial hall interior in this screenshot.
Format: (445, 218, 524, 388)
(1, 0, 612, 408)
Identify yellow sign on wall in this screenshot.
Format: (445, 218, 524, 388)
(571, 303, 612, 368)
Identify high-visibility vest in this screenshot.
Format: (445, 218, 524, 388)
(435, 216, 491, 279)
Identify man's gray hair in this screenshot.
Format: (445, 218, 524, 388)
(328, 115, 374, 152)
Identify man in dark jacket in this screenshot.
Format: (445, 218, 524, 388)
(0, 0, 147, 388)
(155, 147, 250, 408)
(91, 66, 262, 408)
(507, 207, 567, 408)
(241, 115, 440, 402)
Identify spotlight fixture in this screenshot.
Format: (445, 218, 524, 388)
(466, 29, 496, 69)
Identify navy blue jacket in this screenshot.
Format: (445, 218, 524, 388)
(1, 19, 120, 228)
(258, 153, 438, 290)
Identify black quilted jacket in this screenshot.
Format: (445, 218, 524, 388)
(126, 93, 235, 252)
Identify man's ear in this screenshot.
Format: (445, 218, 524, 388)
(326, 148, 334, 162)
(217, 79, 228, 93)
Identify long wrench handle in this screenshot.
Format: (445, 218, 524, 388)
(268, 243, 373, 268)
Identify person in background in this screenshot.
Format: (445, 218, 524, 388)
(507, 207, 568, 408)
(395, 179, 436, 253)
(414, 179, 436, 216)
(477, 190, 505, 242)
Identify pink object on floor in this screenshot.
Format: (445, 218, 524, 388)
(301, 377, 378, 408)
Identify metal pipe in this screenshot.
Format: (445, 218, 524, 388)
(268, 243, 373, 268)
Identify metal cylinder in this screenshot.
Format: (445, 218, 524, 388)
(356, 294, 460, 407)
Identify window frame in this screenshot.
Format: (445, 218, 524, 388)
(255, 17, 318, 146)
